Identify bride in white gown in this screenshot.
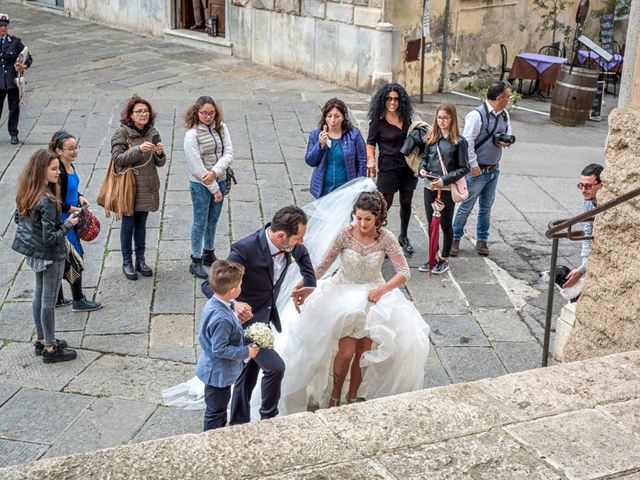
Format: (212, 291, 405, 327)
(277, 189, 430, 414)
(162, 178, 430, 416)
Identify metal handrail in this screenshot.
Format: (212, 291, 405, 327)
(541, 185, 640, 367)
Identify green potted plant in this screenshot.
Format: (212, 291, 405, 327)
(533, 0, 575, 46)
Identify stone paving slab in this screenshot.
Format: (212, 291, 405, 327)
(492, 341, 543, 373)
(315, 383, 514, 456)
(64, 355, 196, 404)
(44, 397, 157, 459)
(478, 354, 640, 420)
(377, 430, 561, 479)
(505, 407, 640, 480)
(437, 346, 508, 383)
(427, 315, 490, 347)
(0, 384, 20, 408)
(130, 406, 202, 444)
(0, 302, 34, 342)
(0, 388, 93, 444)
(0, 439, 49, 469)
(81, 333, 149, 357)
(262, 459, 393, 480)
(0, 343, 100, 391)
(475, 308, 536, 342)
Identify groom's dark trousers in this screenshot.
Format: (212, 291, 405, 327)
(204, 224, 315, 425)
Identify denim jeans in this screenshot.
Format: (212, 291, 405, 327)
(190, 181, 225, 258)
(121, 211, 149, 263)
(33, 259, 65, 347)
(452, 170, 500, 242)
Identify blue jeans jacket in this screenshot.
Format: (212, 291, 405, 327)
(305, 127, 367, 198)
(195, 297, 249, 388)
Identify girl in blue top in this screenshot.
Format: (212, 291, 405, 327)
(49, 130, 102, 312)
(304, 98, 367, 198)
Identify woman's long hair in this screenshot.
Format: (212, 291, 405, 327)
(318, 98, 353, 132)
(16, 149, 61, 216)
(48, 130, 76, 154)
(426, 102, 460, 145)
(120, 95, 156, 129)
(351, 191, 388, 239)
(184, 96, 224, 133)
(367, 83, 413, 127)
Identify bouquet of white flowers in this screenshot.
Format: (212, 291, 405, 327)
(244, 322, 274, 349)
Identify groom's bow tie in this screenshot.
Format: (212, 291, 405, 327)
(272, 250, 286, 257)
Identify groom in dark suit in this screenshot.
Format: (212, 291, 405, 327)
(202, 206, 316, 424)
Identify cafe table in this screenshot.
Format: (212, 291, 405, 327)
(577, 50, 623, 73)
(508, 52, 568, 98)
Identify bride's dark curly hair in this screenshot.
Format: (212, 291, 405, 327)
(351, 191, 388, 238)
(367, 83, 413, 127)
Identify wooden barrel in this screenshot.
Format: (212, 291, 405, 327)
(550, 65, 599, 126)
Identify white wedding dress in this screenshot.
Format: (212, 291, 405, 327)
(276, 227, 430, 415)
(161, 177, 430, 416)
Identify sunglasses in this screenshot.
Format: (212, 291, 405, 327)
(577, 182, 600, 190)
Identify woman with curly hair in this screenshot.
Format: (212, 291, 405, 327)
(184, 96, 233, 279)
(366, 83, 417, 256)
(110, 95, 166, 280)
(12, 149, 80, 363)
(304, 98, 367, 198)
(277, 188, 430, 413)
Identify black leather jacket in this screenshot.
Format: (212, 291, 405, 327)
(12, 195, 73, 261)
(418, 135, 470, 186)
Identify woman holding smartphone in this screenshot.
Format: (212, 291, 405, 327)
(183, 96, 232, 279)
(50, 130, 102, 311)
(110, 95, 166, 281)
(418, 103, 469, 274)
(12, 149, 80, 362)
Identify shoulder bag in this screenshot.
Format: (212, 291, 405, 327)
(97, 128, 139, 219)
(436, 144, 468, 202)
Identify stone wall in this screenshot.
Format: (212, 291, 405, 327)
(388, 0, 610, 95)
(2, 350, 640, 479)
(63, 0, 166, 37)
(229, 0, 384, 91)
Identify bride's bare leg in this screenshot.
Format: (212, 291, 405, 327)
(348, 337, 373, 402)
(331, 337, 356, 406)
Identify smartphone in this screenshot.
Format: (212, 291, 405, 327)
(424, 173, 438, 180)
(151, 133, 161, 145)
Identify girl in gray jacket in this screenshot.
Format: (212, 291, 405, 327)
(12, 149, 79, 363)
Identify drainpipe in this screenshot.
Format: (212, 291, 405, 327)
(438, 0, 452, 92)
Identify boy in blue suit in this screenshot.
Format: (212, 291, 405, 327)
(195, 260, 259, 431)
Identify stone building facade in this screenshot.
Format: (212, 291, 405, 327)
(25, 0, 619, 93)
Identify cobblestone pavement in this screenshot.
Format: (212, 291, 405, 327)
(0, 2, 611, 468)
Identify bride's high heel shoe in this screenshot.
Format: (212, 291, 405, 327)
(347, 397, 365, 404)
(329, 396, 340, 407)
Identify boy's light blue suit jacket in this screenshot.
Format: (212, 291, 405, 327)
(195, 297, 249, 388)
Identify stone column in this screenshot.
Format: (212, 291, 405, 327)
(372, 22, 394, 88)
(563, 3, 640, 361)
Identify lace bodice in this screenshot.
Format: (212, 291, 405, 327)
(315, 228, 410, 285)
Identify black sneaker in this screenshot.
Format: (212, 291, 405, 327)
(431, 259, 450, 275)
(418, 263, 430, 273)
(42, 343, 77, 363)
(202, 249, 217, 267)
(72, 298, 103, 312)
(10, 135, 19, 145)
(398, 236, 415, 256)
(34, 339, 68, 356)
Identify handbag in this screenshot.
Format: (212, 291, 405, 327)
(224, 167, 237, 196)
(436, 144, 469, 202)
(75, 208, 101, 242)
(97, 128, 137, 219)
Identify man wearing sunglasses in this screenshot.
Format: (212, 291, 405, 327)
(563, 163, 604, 288)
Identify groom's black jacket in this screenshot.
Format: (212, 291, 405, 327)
(201, 225, 316, 332)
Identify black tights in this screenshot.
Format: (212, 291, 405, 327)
(58, 275, 84, 302)
(382, 190, 414, 238)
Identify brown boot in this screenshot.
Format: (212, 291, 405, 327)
(476, 240, 489, 256)
(450, 239, 460, 257)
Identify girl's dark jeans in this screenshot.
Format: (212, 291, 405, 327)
(120, 211, 149, 263)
